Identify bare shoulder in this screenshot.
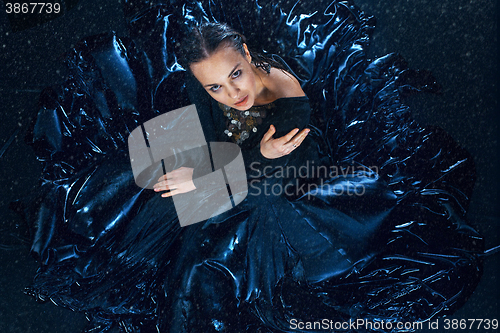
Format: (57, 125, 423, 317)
(268, 68, 305, 99)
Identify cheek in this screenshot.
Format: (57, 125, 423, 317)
(209, 92, 229, 105)
(244, 74, 256, 92)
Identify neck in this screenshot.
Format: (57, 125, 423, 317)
(252, 65, 275, 105)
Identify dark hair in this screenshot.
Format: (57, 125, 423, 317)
(178, 22, 286, 74)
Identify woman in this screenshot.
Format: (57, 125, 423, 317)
(22, 1, 484, 332)
(148, 23, 399, 330)
(152, 23, 310, 196)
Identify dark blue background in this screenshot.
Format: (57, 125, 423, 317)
(0, 0, 497, 332)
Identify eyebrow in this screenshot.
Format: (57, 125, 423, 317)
(203, 62, 241, 88)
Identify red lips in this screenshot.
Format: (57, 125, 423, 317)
(234, 95, 248, 107)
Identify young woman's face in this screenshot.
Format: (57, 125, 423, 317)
(190, 43, 262, 111)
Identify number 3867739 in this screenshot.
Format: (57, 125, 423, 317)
(5, 3, 61, 14)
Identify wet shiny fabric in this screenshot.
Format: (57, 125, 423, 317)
(21, 0, 484, 332)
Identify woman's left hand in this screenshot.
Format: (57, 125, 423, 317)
(260, 125, 310, 159)
(153, 167, 196, 197)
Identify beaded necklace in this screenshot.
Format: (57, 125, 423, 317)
(218, 102, 274, 145)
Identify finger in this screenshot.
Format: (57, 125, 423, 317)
(154, 182, 178, 192)
(154, 185, 168, 192)
(158, 168, 184, 182)
(280, 128, 300, 143)
(161, 189, 178, 198)
(278, 129, 310, 155)
(289, 128, 310, 148)
(261, 125, 276, 143)
(153, 179, 170, 189)
(157, 174, 173, 182)
(281, 147, 294, 156)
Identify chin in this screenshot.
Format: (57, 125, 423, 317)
(234, 104, 251, 111)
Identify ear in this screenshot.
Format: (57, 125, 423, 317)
(242, 43, 252, 63)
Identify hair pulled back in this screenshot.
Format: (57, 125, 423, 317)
(178, 22, 285, 74)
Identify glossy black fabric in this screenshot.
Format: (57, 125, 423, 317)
(21, 0, 484, 332)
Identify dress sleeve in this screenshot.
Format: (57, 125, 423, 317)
(240, 98, 312, 180)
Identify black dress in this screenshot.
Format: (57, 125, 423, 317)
(21, 0, 484, 332)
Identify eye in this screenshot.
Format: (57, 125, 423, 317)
(209, 85, 221, 92)
(231, 69, 242, 79)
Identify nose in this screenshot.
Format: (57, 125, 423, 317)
(226, 84, 239, 99)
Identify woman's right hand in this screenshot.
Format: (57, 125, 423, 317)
(260, 125, 310, 159)
(153, 167, 196, 197)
